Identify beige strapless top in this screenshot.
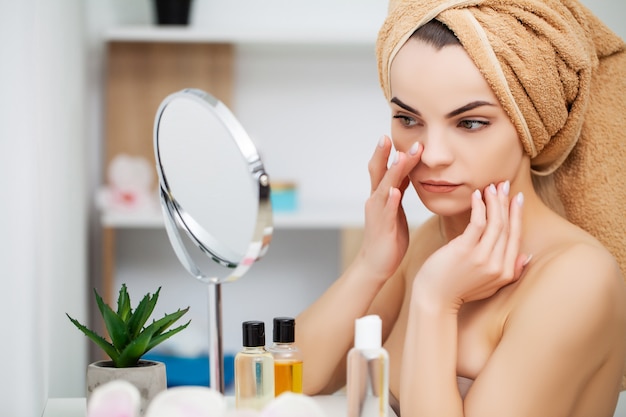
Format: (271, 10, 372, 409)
(389, 376, 474, 416)
(457, 375, 474, 399)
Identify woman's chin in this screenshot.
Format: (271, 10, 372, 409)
(419, 198, 470, 218)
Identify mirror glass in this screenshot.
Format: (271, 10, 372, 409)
(154, 88, 273, 284)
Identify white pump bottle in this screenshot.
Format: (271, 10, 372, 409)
(346, 314, 389, 417)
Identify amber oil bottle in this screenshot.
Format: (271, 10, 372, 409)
(268, 317, 303, 396)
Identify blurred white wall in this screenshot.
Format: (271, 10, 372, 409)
(0, 0, 87, 414)
(85, 0, 626, 39)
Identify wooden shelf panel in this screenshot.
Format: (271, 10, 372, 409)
(104, 41, 234, 173)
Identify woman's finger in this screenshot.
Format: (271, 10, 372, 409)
(475, 183, 505, 255)
(386, 187, 403, 219)
(377, 141, 421, 195)
(504, 191, 525, 280)
(399, 176, 411, 195)
(369, 135, 393, 193)
(488, 181, 512, 262)
(461, 188, 487, 245)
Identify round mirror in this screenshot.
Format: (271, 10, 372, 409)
(154, 88, 273, 392)
(154, 88, 273, 284)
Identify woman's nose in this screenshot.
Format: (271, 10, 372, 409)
(419, 129, 454, 167)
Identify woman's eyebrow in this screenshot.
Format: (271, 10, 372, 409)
(390, 97, 496, 118)
(390, 97, 421, 115)
(445, 101, 496, 118)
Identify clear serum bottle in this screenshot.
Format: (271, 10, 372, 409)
(347, 314, 389, 417)
(268, 317, 303, 396)
(235, 321, 275, 410)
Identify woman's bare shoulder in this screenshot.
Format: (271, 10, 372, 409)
(531, 228, 623, 290)
(512, 233, 625, 328)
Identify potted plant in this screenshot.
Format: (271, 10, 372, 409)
(67, 283, 190, 415)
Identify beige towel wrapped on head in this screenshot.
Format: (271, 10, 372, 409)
(376, 0, 626, 387)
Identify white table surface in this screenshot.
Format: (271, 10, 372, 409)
(43, 395, 397, 417)
(42, 398, 85, 417)
(43, 392, 626, 417)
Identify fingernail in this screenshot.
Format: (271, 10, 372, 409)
(489, 184, 497, 195)
(392, 150, 400, 165)
(473, 189, 481, 199)
(516, 192, 524, 206)
(503, 180, 510, 196)
(378, 136, 386, 148)
(522, 253, 533, 267)
(409, 141, 420, 155)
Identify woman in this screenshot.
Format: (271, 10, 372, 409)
(296, 1, 626, 416)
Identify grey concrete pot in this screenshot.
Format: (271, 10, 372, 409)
(87, 359, 167, 415)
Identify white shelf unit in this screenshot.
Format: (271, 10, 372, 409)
(105, 25, 379, 46)
(100, 202, 366, 230)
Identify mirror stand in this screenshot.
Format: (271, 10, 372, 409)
(208, 283, 224, 392)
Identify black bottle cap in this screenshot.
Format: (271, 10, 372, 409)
(242, 321, 265, 347)
(273, 317, 295, 343)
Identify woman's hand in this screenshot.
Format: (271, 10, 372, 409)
(414, 182, 529, 312)
(355, 135, 422, 282)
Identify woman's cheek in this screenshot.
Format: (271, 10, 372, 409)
(391, 129, 417, 153)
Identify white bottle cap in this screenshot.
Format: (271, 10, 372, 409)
(354, 315, 382, 349)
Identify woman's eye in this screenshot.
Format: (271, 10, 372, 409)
(393, 114, 418, 127)
(459, 119, 489, 130)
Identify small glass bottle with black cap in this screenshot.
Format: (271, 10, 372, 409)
(268, 316, 303, 396)
(234, 320, 275, 410)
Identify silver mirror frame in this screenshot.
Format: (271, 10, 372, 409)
(155, 88, 273, 282)
(153, 88, 273, 392)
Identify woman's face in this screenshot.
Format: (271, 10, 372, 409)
(389, 38, 525, 216)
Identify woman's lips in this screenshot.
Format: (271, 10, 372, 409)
(420, 181, 461, 193)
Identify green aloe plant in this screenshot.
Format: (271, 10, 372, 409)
(67, 284, 190, 368)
